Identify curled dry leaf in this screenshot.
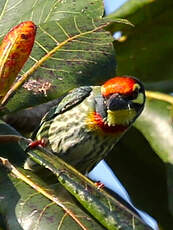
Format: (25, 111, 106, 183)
(0, 21, 36, 102)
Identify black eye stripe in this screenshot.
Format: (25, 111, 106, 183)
(122, 89, 139, 100)
(104, 91, 138, 100)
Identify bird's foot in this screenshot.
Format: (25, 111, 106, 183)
(95, 181, 104, 189)
(27, 139, 47, 149)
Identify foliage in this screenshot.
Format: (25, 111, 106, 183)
(0, 0, 172, 229)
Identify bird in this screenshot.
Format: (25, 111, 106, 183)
(26, 76, 145, 173)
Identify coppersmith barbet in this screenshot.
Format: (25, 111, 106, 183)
(26, 76, 145, 173)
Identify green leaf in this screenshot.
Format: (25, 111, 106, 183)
(105, 0, 173, 84)
(0, 166, 105, 230)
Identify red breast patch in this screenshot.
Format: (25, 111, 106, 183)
(87, 112, 127, 135)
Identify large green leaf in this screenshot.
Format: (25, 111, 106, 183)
(106, 0, 173, 85)
(0, 167, 106, 230)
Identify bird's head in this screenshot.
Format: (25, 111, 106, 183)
(87, 76, 145, 135)
(101, 76, 145, 127)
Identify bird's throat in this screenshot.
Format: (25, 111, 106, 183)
(107, 109, 137, 126)
(86, 112, 128, 135)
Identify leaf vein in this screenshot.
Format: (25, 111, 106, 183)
(33, 202, 55, 230)
(91, 18, 97, 29)
(35, 40, 49, 53)
(6, 0, 24, 13)
(55, 21, 70, 38)
(18, 192, 39, 223)
(29, 55, 39, 63)
(81, 35, 111, 41)
(0, 0, 9, 21)
(57, 213, 68, 230)
(44, 0, 57, 23)
(14, 180, 23, 187)
(39, 25, 59, 44)
(0, 33, 5, 38)
(40, 66, 70, 73)
(74, 39, 110, 46)
(57, 48, 110, 55)
(32, 0, 40, 9)
(50, 56, 97, 63)
(74, 16, 81, 34)
(54, 10, 81, 15)
(30, 9, 34, 21)
(38, 1, 47, 24)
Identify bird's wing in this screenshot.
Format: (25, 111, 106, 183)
(54, 86, 92, 115)
(32, 86, 92, 138)
(44, 86, 92, 121)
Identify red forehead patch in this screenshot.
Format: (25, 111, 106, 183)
(101, 76, 136, 97)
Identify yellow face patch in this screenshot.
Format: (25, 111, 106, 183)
(107, 109, 137, 126)
(132, 92, 144, 104)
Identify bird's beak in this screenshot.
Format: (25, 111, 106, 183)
(106, 94, 136, 126)
(107, 94, 130, 111)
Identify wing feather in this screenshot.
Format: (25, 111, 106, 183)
(32, 86, 92, 139)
